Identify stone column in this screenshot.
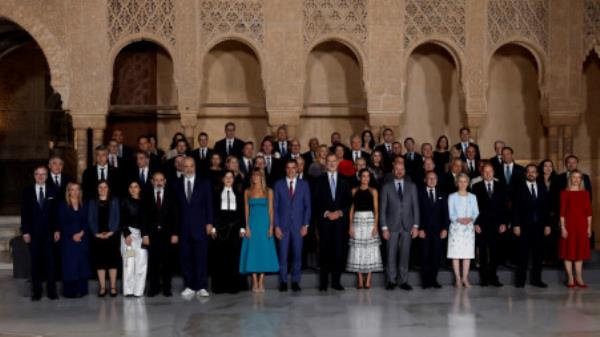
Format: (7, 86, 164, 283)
(562, 125, 574, 159)
(71, 114, 107, 180)
(74, 128, 88, 182)
(180, 112, 198, 148)
(92, 128, 104, 149)
(547, 126, 559, 170)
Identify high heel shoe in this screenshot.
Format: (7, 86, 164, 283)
(566, 282, 576, 289)
(110, 288, 118, 297)
(98, 288, 107, 298)
(357, 284, 364, 290)
(575, 281, 588, 289)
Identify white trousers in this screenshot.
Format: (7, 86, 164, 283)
(121, 227, 148, 296)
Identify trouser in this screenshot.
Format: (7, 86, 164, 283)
(29, 236, 56, 297)
(318, 220, 345, 287)
(386, 230, 412, 285)
(477, 231, 500, 283)
(278, 227, 304, 284)
(148, 230, 175, 292)
(180, 235, 208, 291)
(121, 227, 148, 296)
(516, 224, 545, 284)
(420, 235, 442, 286)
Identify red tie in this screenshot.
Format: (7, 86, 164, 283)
(156, 190, 162, 209)
(289, 180, 294, 197)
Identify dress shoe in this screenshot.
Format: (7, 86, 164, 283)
(147, 289, 160, 297)
(490, 280, 503, 287)
(479, 281, 489, 287)
(98, 288, 107, 298)
(31, 294, 42, 301)
(531, 281, 548, 288)
(197, 289, 210, 297)
(566, 282, 576, 289)
(279, 283, 288, 292)
(576, 281, 588, 289)
(332, 284, 345, 291)
(432, 281, 442, 289)
(399, 283, 413, 291)
(385, 282, 397, 290)
(162, 289, 173, 297)
(48, 292, 59, 300)
(110, 288, 118, 297)
(515, 282, 525, 288)
(319, 286, 328, 292)
(291, 283, 301, 292)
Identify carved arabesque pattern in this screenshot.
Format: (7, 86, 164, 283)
(108, 0, 176, 46)
(404, 0, 466, 50)
(304, 0, 368, 46)
(487, 0, 548, 52)
(584, 0, 600, 57)
(199, 0, 264, 44)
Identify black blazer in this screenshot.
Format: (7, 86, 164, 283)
(489, 155, 503, 174)
(495, 163, 525, 197)
(465, 159, 480, 179)
(314, 173, 352, 226)
(472, 180, 509, 233)
(418, 187, 449, 235)
(442, 171, 459, 195)
(141, 188, 179, 237)
(82, 165, 121, 201)
(20, 183, 58, 237)
(274, 140, 290, 157)
(302, 151, 317, 169)
(47, 174, 74, 201)
(264, 157, 284, 187)
(512, 180, 550, 228)
(128, 167, 154, 193)
(453, 142, 481, 161)
(214, 138, 245, 159)
(190, 147, 214, 174)
(347, 150, 371, 164)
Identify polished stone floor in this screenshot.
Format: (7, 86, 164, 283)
(0, 272, 599, 337)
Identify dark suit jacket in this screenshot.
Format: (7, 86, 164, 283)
(274, 178, 312, 230)
(347, 150, 371, 164)
(472, 180, 509, 234)
(489, 155, 503, 174)
(175, 177, 214, 241)
(142, 188, 179, 237)
(214, 138, 245, 159)
(128, 167, 154, 193)
(265, 157, 284, 187)
(302, 151, 317, 169)
(418, 187, 449, 235)
(47, 174, 74, 201)
(453, 142, 481, 161)
(443, 171, 459, 195)
(20, 183, 58, 237)
(274, 140, 290, 157)
(465, 159, 480, 179)
(495, 163, 525, 198)
(403, 152, 423, 175)
(191, 148, 213, 174)
(314, 173, 352, 227)
(512, 181, 550, 229)
(82, 165, 121, 201)
(375, 144, 394, 170)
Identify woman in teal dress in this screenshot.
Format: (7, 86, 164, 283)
(239, 167, 279, 292)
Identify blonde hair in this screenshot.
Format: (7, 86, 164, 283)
(568, 170, 584, 190)
(65, 182, 82, 208)
(250, 168, 267, 194)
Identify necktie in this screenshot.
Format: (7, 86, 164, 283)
(354, 151, 358, 161)
(186, 180, 192, 203)
(140, 170, 146, 184)
(386, 145, 391, 156)
(54, 176, 60, 187)
(397, 182, 403, 200)
(109, 156, 114, 167)
(118, 145, 123, 158)
(470, 161, 474, 173)
(281, 143, 286, 156)
(227, 141, 232, 155)
(530, 184, 537, 199)
(487, 182, 493, 198)
(267, 157, 272, 174)
(429, 188, 434, 203)
(227, 190, 231, 210)
(330, 174, 336, 200)
(289, 180, 294, 197)
(100, 167, 106, 181)
(38, 186, 44, 206)
(156, 190, 162, 209)
(410, 152, 414, 161)
(505, 165, 511, 183)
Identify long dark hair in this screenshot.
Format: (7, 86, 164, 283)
(361, 130, 376, 150)
(538, 159, 557, 182)
(435, 135, 450, 151)
(169, 132, 187, 150)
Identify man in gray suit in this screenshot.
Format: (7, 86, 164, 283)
(380, 161, 420, 291)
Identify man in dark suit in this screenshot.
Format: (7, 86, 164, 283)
(556, 155, 593, 199)
(285, 138, 303, 161)
(473, 163, 508, 287)
(143, 171, 179, 297)
(111, 129, 134, 167)
(165, 139, 190, 172)
(21, 166, 59, 300)
(302, 138, 320, 169)
(214, 122, 245, 159)
(328, 132, 351, 159)
(512, 164, 552, 288)
(314, 154, 352, 291)
(453, 127, 480, 161)
(260, 137, 283, 187)
(489, 140, 506, 174)
(191, 132, 213, 175)
(239, 141, 255, 179)
(107, 139, 127, 176)
(417, 171, 449, 289)
(443, 158, 464, 195)
(496, 146, 525, 198)
(129, 151, 154, 193)
(137, 135, 162, 173)
(403, 137, 423, 178)
(274, 125, 290, 158)
(175, 157, 214, 298)
(47, 156, 74, 201)
(349, 134, 370, 163)
(82, 145, 121, 200)
(375, 128, 396, 171)
(465, 144, 480, 180)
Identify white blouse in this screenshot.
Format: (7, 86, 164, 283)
(220, 187, 237, 211)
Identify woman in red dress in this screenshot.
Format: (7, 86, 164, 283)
(559, 170, 593, 288)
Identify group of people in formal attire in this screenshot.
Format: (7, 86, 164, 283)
(20, 123, 594, 301)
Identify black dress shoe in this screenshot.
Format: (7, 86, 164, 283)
(31, 294, 42, 301)
(279, 283, 288, 292)
(332, 284, 345, 291)
(479, 281, 489, 287)
(98, 288, 107, 298)
(291, 283, 301, 292)
(531, 281, 548, 288)
(490, 280, 504, 287)
(147, 289, 160, 297)
(110, 288, 118, 297)
(399, 283, 413, 291)
(515, 282, 525, 288)
(319, 286, 328, 292)
(48, 293, 59, 300)
(162, 289, 173, 297)
(432, 281, 442, 289)
(422, 284, 431, 289)
(385, 282, 396, 290)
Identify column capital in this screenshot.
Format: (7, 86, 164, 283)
(367, 111, 400, 128)
(180, 111, 199, 128)
(70, 113, 106, 130)
(541, 113, 581, 127)
(267, 107, 301, 127)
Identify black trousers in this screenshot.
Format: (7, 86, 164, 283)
(147, 230, 176, 292)
(420, 235, 442, 286)
(476, 229, 500, 283)
(29, 236, 56, 296)
(516, 223, 545, 284)
(318, 219, 345, 287)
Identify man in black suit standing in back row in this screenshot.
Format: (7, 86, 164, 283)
(214, 122, 245, 159)
(453, 127, 480, 161)
(82, 145, 121, 200)
(47, 156, 74, 201)
(191, 132, 213, 175)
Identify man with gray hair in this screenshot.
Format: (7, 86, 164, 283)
(380, 161, 420, 291)
(48, 156, 73, 200)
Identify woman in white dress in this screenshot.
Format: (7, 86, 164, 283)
(447, 173, 479, 288)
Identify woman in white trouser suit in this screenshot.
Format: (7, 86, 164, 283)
(120, 181, 149, 297)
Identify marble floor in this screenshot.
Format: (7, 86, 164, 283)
(0, 272, 599, 337)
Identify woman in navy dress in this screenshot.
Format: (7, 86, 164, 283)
(239, 168, 279, 292)
(58, 182, 91, 298)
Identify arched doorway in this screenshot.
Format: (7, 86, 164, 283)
(199, 39, 266, 145)
(404, 42, 462, 145)
(480, 43, 544, 160)
(0, 18, 72, 214)
(107, 40, 177, 151)
(301, 40, 367, 146)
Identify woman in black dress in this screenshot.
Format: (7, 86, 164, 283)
(208, 153, 224, 186)
(433, 135, 451, 178)
(539, 159, 560, 266)
(210, 171, 246, 294)
(88, 181, 121, 297)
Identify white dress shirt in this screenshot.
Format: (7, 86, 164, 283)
(97, 165, 109, 181)
(221, 187, 237, 210)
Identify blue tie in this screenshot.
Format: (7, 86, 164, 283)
(330, 174, 336, 201)
(397, 182, 403, 200)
